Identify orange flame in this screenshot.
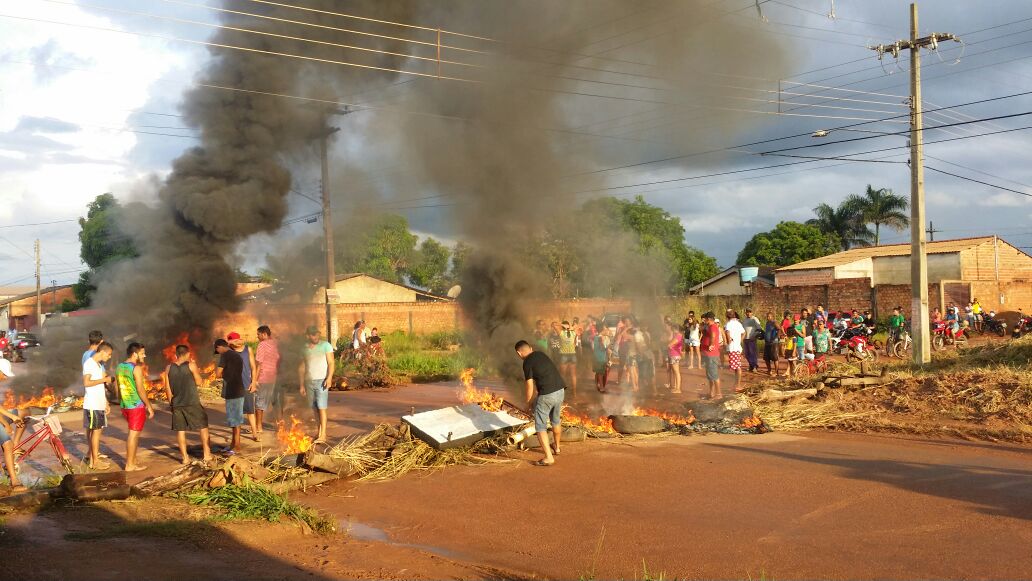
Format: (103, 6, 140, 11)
(163, 332, 191, 363)
(2, 391, 13, 409)
(560, 408, 616, 434)
(15, 387, 57, 410)
(457, 368, 505, 412)
(277, 415, 313, 454)
(739, 415, 763, 429)
(632, 407, 696, 426)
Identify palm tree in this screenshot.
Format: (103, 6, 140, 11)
(807, 201, 873, 250)
(847, 185, 909, 245)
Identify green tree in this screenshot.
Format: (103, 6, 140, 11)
(74, 193, 138, 306)
(580, 196, 720, 294)
(807, 201, 873, 250)
(335, 214, 416, 283)
(847, 185, 909, 245)
(408, 237, 452, 294)
(736, 221, 840, 267)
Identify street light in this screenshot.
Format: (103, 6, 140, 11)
(811, 128, 899, 137)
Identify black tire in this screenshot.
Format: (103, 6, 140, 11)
(932, 335, 945, 351)
(995, 327, 1006, 337)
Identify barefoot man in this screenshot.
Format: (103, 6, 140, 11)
(82, 342, 114, 470)
(299, 326, 334, 444)
(515, 340, 564, 467)
(116, 343, 154, 472)
(163, 344, 212, 465)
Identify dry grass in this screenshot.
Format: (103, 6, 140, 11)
(747, 337, 1032, 442)
(327, 423, 515, 482)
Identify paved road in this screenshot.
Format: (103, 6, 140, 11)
(305, 430, 1032, 580)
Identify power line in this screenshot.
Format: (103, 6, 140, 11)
(0, 12, 478, 83)
(0, 219, 78, 229)
(926, 166, 1032, 199)
(925, 155, 1032, 190)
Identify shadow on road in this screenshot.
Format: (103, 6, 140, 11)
(709, 443, 1032, 521)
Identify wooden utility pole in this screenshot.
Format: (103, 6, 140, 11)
(34, 239, 41, 328)
(926, 221, 940, 242)
(869, 3, 958, 365)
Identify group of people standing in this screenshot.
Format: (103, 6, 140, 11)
(75, 324, 343, 472)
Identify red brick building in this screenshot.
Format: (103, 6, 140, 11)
(750, 236, 1032, 319)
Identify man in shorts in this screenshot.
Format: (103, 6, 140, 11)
(724, 310, 746, 392)
(699, 312, 722, 399)
(298, 326, 334, 444)
(515, 340, 564, 467)
(82, 342, 114, 470)
(116, 343, 154, 472)
(254, 325, 281, 430)
(215, 338, 245, 454)
(0, 403, 26, 493)
(163, 344, 212, 464)
(557, 320, 578, 398)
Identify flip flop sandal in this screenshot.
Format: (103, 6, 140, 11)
(552, 446, 561, 456)
(533, 459, 554, 467)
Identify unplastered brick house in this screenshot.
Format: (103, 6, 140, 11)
(750, 236, 1032, 320)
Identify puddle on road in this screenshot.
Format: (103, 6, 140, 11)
(341, 519, 460, 559)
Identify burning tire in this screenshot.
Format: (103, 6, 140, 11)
(520, 426, 586, 449)
(609, 415, 665, 435)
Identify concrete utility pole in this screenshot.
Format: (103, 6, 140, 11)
(869, 3, 958, 365)
(34, 239, 41, 327)
(320, 127, 341, 345)
(315, 105, 353, 345)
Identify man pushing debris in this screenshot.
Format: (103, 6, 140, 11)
(515, 340, 565, 467)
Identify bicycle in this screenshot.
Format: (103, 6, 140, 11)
(888, 327, 912, 358)
(794, 354, 829, 377)
(11, 406, 74, 474)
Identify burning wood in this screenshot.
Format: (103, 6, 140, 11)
(277, 415, 313, 454)
(560, 408, 616, 434)
(739, 415, 764, 429)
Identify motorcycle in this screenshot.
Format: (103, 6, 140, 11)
(932, 320, 969, 351)
(1013, 310, 1032, 338)
(980, 311, 1007, 337)
(831, 326, 878, 362)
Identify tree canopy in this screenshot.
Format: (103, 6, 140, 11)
(848, 185, 909, 245)
(74, 193, 139, 307)
(807, 201, 873, 251)
(736, 221, 840, 267)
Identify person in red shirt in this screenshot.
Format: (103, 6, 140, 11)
(699, 312, 722, 400)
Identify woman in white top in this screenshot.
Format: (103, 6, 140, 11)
(684, 313, 701, 370)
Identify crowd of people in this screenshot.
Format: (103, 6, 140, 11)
(65, 324, 341, 473)
(527, 305, 912, 400)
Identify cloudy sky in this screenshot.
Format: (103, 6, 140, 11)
(1, 0, 1031, 289)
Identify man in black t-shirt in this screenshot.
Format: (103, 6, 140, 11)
(214, 338, 245, 453)
(515, 340, 565, 467)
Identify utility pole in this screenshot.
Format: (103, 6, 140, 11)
(51, 280, 57, 310)
(34, 239, 41, 328)
(870, 3, 958, 366)
(926, 221, 940, 242)
(320, 127, 341, 345)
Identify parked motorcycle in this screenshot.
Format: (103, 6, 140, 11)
(831, 326, 878, 362)
(1012, 310, 1032, 338)
(980, 311, 1008, 337)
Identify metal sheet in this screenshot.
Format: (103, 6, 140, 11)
(402, 404, 529, 450)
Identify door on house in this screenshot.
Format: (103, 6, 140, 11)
(942, 282, 970, 311)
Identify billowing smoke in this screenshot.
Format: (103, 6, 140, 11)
(20, 1, 790, 396)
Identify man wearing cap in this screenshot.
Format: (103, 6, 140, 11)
(299, 325, 334, 444)
(215, 338, 245, 454)
(228, 332, 258, 441)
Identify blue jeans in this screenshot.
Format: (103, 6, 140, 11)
(225, 397, 245, 428)
(306, 379, 329, 411)
(533, 389, 564, 432)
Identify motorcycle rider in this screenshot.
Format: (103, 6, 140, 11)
(887, 307, 906, 354)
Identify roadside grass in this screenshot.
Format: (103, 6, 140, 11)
(183, 481, 336, 534)
(379, 331, 489, 382)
